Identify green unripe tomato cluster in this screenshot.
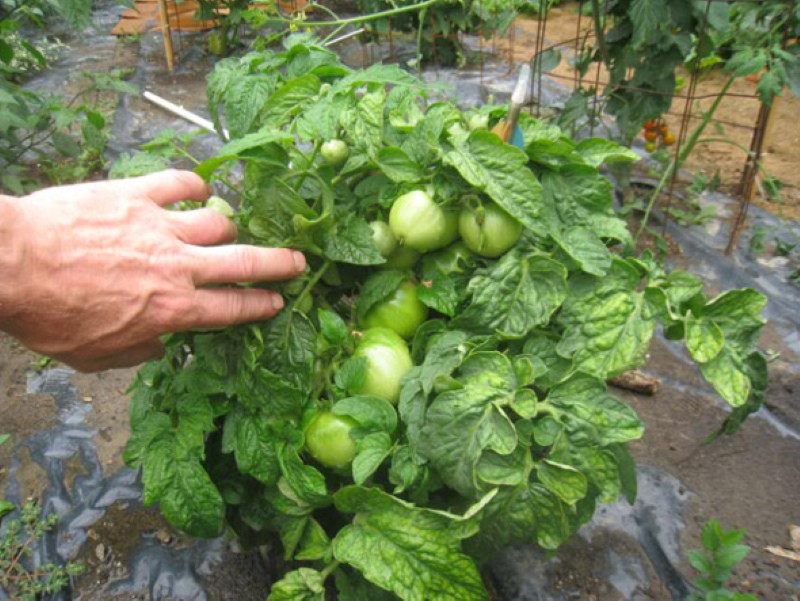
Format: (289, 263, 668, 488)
(361, 280, 428, 339)
(386, 190, 521, 261)
(353, 328, 413, 404)
(321, 139, 349, 167)
(304, 412, 358, 469)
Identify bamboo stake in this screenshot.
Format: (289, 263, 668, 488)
(157, 0, 176, 71)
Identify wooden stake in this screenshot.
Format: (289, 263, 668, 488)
(157, 0, 175, 71)
(761, 94, 781, 155)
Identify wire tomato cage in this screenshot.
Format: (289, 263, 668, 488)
(154, 0, 793, 256)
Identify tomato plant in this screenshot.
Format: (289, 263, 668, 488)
(125, 39, 769, 601)
(569, 0, 800, 141)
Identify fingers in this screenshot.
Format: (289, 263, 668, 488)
(131, 170, 211, 207)
(188, 246, 306, 286)
(177, 288, 286, 330)
(169, 208, 238, 246)
(56, 339, 165, 373)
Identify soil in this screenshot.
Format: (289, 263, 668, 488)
(503, 2, 800, 220)
(623, 338, 800, 600)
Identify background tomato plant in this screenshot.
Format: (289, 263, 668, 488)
(124, 37, 769, 600)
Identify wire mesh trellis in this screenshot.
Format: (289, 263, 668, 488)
(340, 0, 784, 255)
(159, 0, 786, 256)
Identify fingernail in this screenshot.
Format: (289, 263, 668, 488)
(272, 294, 285, 311)
(292, 251, 306, 272)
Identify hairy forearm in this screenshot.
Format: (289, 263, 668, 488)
(0, 172, 305, 372)
(0, 194, 25, 328)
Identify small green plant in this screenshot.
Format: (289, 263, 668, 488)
(0, 500, 85, 599)
(663, 171, 719, 227)
(687, 519, 757, 601)
(0, 0, 134, 193)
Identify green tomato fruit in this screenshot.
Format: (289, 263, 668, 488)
(441, 209, 460, 247)
(321, 139, 349, 167)
(361, 280, 428, 339)
(382, 246, 421, 271)
(353, 328, 413, 404)
(370, 220, 398, 258)
(304, 412, 358, 469)
(458, 202, 523, 258)
(389, 190, 453, 253)
(206, 195, 235, 218)
(468, 114, 489, 131)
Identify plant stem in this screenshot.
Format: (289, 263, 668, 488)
(267, 0, 441, 28)
(416, 7, 428, 73)
(635, 75, 736, 241)
(319, 560, 341, 581)
(291, 260, 332, 311)
(590, 0, 610, 65)
(176, 145, 241, 195)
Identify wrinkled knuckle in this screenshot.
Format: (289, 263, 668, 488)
(236, 247, 260, 278)
(223, 292, 247, 320)
(151, 292, 189, 332)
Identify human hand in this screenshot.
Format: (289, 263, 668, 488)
(0, 170, 306, 372)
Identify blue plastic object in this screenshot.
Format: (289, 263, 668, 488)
(510, 125, 524, 149)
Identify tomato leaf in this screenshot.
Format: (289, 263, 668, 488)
(444, 131, 546, 235)
(575, 138, 639, 167)
(554, 227, 613, 276)
(334, 396, 397, 433)
(352, 432, 393, 485)
(323, 214, 386, 266)
(268, 567, 325, 601)
(458, 252, 568, 338)
(419, 385, 517, 497)
(222, 409, 281, 485)
(277, 443, 331, 508)
(536, 460, 588, 505)
(557, 273, 656, 379)
(375, 146, 425, 183)
(546, 375, 644, 445)
(318, 308, 348, 345)
(355, 270, 406, 321)
(224, 76, 274, 137)
(685, 312, 725, 364)
(332, 487, 488, 601)
(141, 436, 225, 537)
